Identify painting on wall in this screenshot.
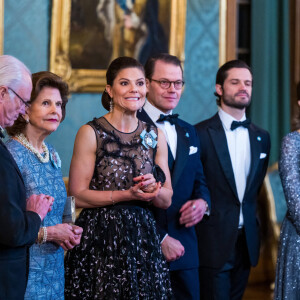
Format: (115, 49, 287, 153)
(50, 0, 186, 92)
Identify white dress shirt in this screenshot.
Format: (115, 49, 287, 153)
(0, 126, 5, 139)
(218, 109, 251, 228)
(143, 100, 177, 159)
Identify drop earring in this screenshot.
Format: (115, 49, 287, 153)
(109, 98, 114, 113)
(24, 115, 29, 124)
(139, 101, 145, 113)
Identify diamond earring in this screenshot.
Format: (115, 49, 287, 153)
(109, 98, 114, 113)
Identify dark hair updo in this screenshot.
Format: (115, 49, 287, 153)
(101, 57, 145, 111)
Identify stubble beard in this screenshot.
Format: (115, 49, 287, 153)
(222, 93, 251, 110)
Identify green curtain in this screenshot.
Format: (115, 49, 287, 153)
(250, 0, 290, 165)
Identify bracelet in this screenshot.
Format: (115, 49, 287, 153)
(37, 228, 42, 244)
(110, 191, 115, 205)
(42, 227, 47, 243)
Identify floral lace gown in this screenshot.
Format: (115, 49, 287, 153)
(6, 139, 66, 300)
(64, 117, 172, 300)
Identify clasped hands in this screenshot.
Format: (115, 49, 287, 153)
(27, 194, 83, 250)
(130, 174, 161, 201)
(48, 223, 83, 251)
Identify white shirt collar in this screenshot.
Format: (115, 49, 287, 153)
(218, 108, 246, 131)
(143, 100, 173, 123)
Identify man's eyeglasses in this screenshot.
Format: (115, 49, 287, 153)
(8, 87, 30, 107)
(150, 79, 185, 90)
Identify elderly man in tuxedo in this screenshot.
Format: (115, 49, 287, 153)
(138, 53, 210, 300)
(195, 60, 271, 300)
(0, 55, 52, 299)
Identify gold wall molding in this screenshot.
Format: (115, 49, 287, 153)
(219, 0, 227, 66)
(219, 0, 238, 66)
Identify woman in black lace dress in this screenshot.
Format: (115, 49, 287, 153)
(65, 57, 173, 299)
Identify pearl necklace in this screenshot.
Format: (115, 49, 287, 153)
(15, 133, 50, 163)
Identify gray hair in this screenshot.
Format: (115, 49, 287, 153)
(0, 55, 31, 91)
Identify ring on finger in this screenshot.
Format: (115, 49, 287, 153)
(192, 204, 196, 211)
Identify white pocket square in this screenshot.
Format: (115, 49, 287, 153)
(260, 153, 267, 159)
(189, 146, 198, 155)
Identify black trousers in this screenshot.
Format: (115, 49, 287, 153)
(199, 228, 251, 300)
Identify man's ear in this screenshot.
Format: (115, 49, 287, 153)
(0, 86, 7, 102)
(146, 78, 150, 88)
(215, 84, 223, 97)
(145, 79, 149, 95)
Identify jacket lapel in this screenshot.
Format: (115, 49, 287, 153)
(137, 109, 156, 126)
(208, 114, 239, 200)
(245, 124, 261, 194)
(138, 109, 189, 188)
(171, 123, 189, 188)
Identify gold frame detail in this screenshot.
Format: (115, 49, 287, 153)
(219, 0, 227, 66)
(0, 0, 4, 55)
(50, 0, 187, 93)
(219, 0, 239, 66)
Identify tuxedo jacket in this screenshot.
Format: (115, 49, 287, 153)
(0, 140, 41, 299)
(138, 109, 211, 271)
(195, 113, 271, 269)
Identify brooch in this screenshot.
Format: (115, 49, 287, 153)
(140, 129, 157, 149)
(50, 149, 62, 169)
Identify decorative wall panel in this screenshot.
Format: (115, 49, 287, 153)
(4, 0, 49, 71)
(176, 0, 219, 125)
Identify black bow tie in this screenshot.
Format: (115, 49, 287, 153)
(0, 130, 4, 139)
(230, 119, 251, 131)
(157, 113, 179, 125)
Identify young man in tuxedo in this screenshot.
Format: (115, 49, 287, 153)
(195, 60, 271, 300)
(0, 55, 52, 299)
(137, 53, 210, 299)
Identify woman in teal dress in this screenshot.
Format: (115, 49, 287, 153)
(6, 71, 83, 299)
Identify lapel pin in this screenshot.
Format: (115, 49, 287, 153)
(257, 136, 261, 141)
(185, 132, 189, 138)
